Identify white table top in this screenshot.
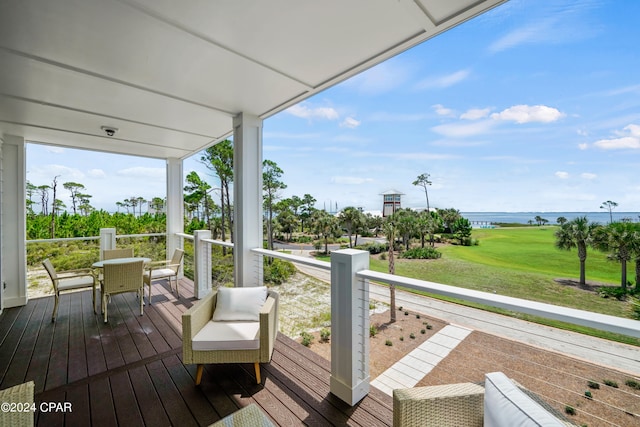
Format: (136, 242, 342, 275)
(92, 257, 151, 268)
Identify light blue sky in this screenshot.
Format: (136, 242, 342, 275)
(27, 0, 640, 214)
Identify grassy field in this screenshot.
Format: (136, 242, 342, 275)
(363, 226, 635, 319)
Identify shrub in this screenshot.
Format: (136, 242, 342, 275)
(565, 406, 576, 416)
(263, 258, 296, 285)
(416, 314, 420, 319)
(409, 333, 416, 339)
(399, 336, 404, 341)
(625, 379, 640, 390)
(401, 247, 442, 259)
(379, 252, 387, 260)
(603, 379, 618, 388)
(404, 311, 409, 316)
(584, 391, 592, 399)
(320, 328, 331, 342)
(598, 286, 628, 301)
(370, 325, 378, 337)
(587, 380, 600, 389)
(355, 242, 388, 254)
(420, 329, 426, 334)
(630, 297, 640, 320)
(300, 331, 313, 347)
(385, 340, 392, 346)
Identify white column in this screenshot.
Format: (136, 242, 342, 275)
(166, 158, 184, 266)
(0, 135, 27, 309)
(99, 228, 117, 259)
(330, 249, 370, 406)
(233, 113, 263, 287)
(193, 230, 212, 298)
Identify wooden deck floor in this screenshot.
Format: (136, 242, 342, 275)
(0, 280, 392, 426)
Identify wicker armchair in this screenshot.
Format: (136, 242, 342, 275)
(43, 259, 96, 322)
(182, 287, 278, 385)
(0, 381, 34, 427)
(103, 248, 134, 260)
(143, 248, 184, 303)
(393, 382, 485, 427)
(101, 259, 145, 323)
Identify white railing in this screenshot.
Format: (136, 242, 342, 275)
(356, 269, 640, 339)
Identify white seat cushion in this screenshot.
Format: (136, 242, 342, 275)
(148, 268, 176, 279)
(192, 321, 260, 351)
(57, 277, 94, 291)
(212, 286, 267, 322)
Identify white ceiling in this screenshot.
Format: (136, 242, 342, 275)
(0, 0, 506, 160)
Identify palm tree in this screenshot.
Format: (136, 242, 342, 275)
(592, 222, 636, 289)
(554, 216, 598, 287)
(311, 210, 339, 254)
(382, 218, 397, 323)
(339, 207, 365, 248)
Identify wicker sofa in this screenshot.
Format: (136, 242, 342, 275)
(0, 381, 34, 427)
(393, 372, 577, 427)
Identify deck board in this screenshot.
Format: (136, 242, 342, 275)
(0, 279, 393, 426)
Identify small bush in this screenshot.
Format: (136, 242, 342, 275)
(565, 406, 576, 416)
(404, 311, 409, 316)
(300, 331, 313, 347)
(625, 379, 640, 390)
(584, 391, 592, 399)
(409, 333, 416, 339)
(385, 340, 393, 346)
(398, 306, 403, 311)
(630, 297, 640, 320)
(320, 328, 331, 342)
(370, 325, 378, 337)
(399, 336, 404, 341)
(587, 380, 600, 389)
(416, 314, 420, 319)
(426, 324, 433, 330)
(379, 252, 387, 260)
(598, 286, 628, 301)
(420, 329, 426, 334)
(603, 379, 618, 388)
(401, 247, 442, 259)
(263, 258, 296, 285)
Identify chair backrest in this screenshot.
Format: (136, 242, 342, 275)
(103, 260, 144, 294)
(169, 248, 185, 273)
(42, 259, 58, 285)
(103, 248, 134, 260)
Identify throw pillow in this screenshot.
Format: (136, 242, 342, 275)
(212, 286, 268, 322)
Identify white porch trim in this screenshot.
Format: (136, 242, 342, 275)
(166, 158, 184, 268)
(0, 135, 27, 309)
(233, 113, 263, 287)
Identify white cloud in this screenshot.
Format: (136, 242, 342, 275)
(45, 146, 65, 154)
(368, 112, 430, 122)
(578, 143, 589, 150)
(432, 120, 495, 138)
(330, 176, 373, 185)
(432, 104, 455, 117)
(345, 60, 411, 95)
(490, 105, 565, 123)
(555, 171, 570, 179)
(117, 167, 165, 179)
(88, 169, 106, 178)
(461, 108, 491, 120)
(581, 172, 597, 180)
(286, 103, 339, 121)
(416, 69, 471, 90)
(340, 117, 361, 129)
(593, 124, 640, 150)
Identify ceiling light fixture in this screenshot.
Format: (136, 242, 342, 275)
(101, 126, 118, 137)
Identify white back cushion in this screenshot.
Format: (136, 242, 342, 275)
(212, 286, 267, 322)
(484, 372, 565, 427)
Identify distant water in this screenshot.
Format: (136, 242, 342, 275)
(461, 212, 640, 225)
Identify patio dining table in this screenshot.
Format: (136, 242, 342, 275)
(92, 257, 151, 268)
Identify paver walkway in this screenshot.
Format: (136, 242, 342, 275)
(371, 324, 472, 396)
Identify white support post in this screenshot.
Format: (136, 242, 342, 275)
(193, 230, 212, 298)
(330, 249, 370, 406)
(166, 158, 184, 267)
(99, 228, 117, 260)
(0, 135, 27, 309)
(233, 112, 263, 288)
